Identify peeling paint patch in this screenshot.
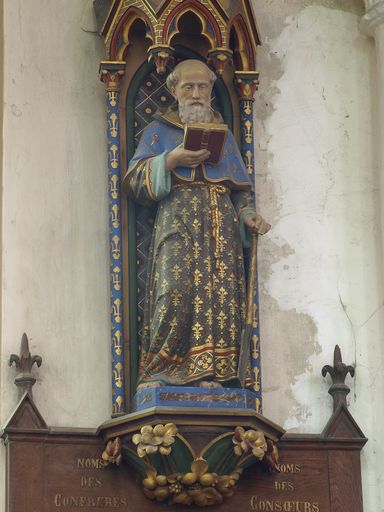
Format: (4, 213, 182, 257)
(254, 4, 377, 441)
(260, 292, 321, 427)
(254, 46, 283, 232)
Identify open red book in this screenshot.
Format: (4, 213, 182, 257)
(183, 123, 228, 164)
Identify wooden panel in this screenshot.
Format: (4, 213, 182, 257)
(7, 438, 148, 512)
(8, 442, 45, 512)
(5, 433, 365, 512)
(329, 451, 363, 512)
(236, 449, 329, 512)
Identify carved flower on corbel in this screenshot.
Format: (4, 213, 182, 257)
(132, 423, 178, 457)
(102, 437, 122, 466)
(232, 427, 267, 459)
(181, 458, 216, 485)
(179, 457, 220, 506)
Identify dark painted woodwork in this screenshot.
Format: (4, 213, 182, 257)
(8, 334, 42, 398)
(328, 451, 363, 511)
(2, 394, 367, 512)
(4, 430, 366, 512)
(322, 346, 355, 412)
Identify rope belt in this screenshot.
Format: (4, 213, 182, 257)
(208, 184, 228, 268)
(173, 181, 229, 269)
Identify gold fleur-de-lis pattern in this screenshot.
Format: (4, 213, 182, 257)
(131, 181, 250, 386)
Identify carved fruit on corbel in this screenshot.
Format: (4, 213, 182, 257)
(142, 457, 242, 506)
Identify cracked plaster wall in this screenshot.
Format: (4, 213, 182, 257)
(0, 0, 383, 510)
(253, 1, 383, 509)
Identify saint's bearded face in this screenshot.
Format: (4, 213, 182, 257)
(178, 98, 212, 124)
(171, 65, 213, 124)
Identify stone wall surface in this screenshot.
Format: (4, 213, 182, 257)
(0, 2, 110, 509)
(1, 0, 382, 511)
(253, 2, 383, 510)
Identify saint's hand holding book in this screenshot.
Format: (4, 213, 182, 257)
(183, 123, 228, 164)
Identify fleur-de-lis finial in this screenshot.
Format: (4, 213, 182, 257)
(9, 333, 42, 398)
(322, 345, 355, 411)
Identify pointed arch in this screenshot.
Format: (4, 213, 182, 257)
(110, 7, 154, 61)
(162, 0, 223, 49)
(229, 14, 255, 71)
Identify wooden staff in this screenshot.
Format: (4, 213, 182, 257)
(237, 232, 258, 388)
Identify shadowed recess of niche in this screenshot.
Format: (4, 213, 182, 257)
(170, 12, 212, 57)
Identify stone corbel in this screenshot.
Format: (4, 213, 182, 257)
(207, 48, 233, 76)
(147, 45, 175, 75)
(99, 61, 126, 91)
(100, 412, 284, 508)
(234, 71, 259, 101)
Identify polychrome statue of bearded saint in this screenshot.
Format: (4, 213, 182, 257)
(124, 60, 269, 391)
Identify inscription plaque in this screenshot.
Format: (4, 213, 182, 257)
(5, 434, 364, 512)
(2, 391, 366, 512)
(248, 451, 327, 512)
(7, 440, 142, 511)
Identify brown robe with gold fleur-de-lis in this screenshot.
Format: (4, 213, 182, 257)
(124, 110, 256, 387)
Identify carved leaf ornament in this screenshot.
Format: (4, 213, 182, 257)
(102, 423, 279, 507)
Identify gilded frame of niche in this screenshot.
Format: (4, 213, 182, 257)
(99, 0, 262, 417)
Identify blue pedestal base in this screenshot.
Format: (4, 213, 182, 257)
(132, 385, 258, 412)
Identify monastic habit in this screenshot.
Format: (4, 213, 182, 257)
(125, 105, 257, 388)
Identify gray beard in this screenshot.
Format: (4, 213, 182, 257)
(178, 101, 212, 124)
